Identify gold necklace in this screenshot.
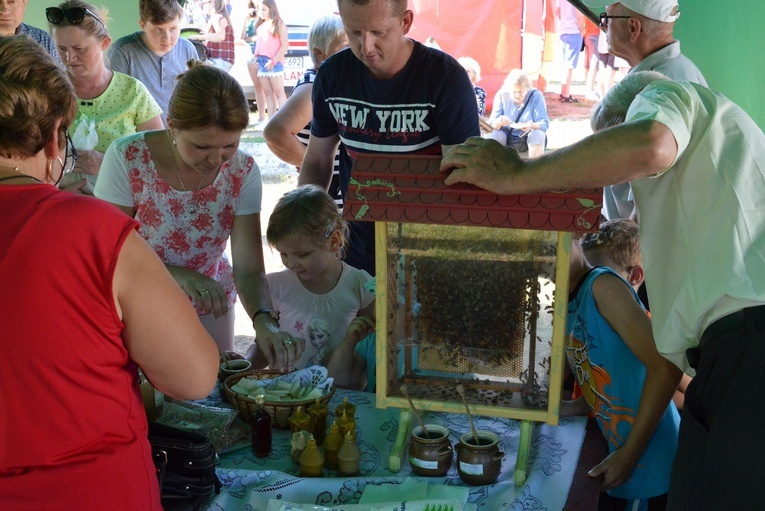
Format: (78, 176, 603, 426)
(0, 163, 43, 184)
(166, 131, 205, 215)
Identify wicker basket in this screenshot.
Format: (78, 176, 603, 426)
(223, 370, 335, 428)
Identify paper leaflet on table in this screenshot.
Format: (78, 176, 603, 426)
(267, 498, 466, 511)
(358, 477, 469, 507)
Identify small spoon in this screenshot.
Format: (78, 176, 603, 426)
(400, 384, 430, 439)
(220, 350, 233, 370)
(456, 383, 480, 446)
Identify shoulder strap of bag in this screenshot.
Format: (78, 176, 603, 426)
(514, 89, 538, 123)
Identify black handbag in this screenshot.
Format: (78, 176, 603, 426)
(148, 421, 221, 511)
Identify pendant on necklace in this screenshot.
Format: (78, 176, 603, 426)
(189, 206, 197, 215)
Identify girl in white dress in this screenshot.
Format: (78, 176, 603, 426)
(249, 185, 375, 390)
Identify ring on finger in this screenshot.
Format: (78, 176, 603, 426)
(199, 289, 209, 295)
(283, 337, 294, 346)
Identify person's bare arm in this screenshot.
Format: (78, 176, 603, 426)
(115, 231, 219, 400)
(189, 14, 228, 43)
(230, 213, 269, 318)
(327, 299, 375, 389)
(298, 134, 341, 189)
(273, 21, 289, 63)
(230, 213, 304, 371)
(201, 16, 228, 43)
(110, 203, 135, 217)
(137, 115, 165, 132)
(673, 372, 693, 411)
(104, 201, 227, 316)
(442, 120, 678, 194)
(263, 84, 313, 166)
(72, 149, 104, 177)
(588, 273, 682, 491)
(79, 123, 159, 184)
(326, 315, 375, 390)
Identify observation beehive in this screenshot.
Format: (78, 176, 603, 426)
(343, 154, 601, 484)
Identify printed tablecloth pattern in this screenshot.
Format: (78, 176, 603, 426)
(205, 389, 586, 510)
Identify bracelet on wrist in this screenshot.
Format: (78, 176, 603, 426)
(252, 308, 279, 326)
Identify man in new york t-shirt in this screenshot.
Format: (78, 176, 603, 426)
(298, 0, 479, 275)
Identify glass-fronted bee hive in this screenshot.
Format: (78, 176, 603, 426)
(383, 222, 559, 412)
(343, 155, 601, 483)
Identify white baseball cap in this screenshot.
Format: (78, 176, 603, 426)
(585, 0, 681, 22)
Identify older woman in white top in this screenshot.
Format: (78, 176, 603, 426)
(486, 69, 549, 158)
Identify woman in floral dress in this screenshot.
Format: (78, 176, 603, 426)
(95, 62, 305, 372)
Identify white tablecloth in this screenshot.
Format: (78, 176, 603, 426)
(203, 389, 586, 510)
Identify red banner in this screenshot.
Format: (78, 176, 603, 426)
(408, 0, 529, 112)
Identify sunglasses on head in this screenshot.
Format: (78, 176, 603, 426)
(46, 7, 105, 28)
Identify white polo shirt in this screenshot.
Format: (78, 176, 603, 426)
(632, 41, 708, 87)
(626, 81, 765, 371)
(602, 42, 708, 222)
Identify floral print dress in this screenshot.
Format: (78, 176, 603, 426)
(96, 132, 262, 314)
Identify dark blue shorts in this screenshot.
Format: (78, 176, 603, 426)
(256, 55, 284, 77)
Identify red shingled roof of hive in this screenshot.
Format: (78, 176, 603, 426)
(342, 154, 602, 232)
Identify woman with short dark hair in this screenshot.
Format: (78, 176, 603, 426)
(0, 35, 218, 509)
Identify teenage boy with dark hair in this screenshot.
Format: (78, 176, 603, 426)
(108, 0, 198, 125)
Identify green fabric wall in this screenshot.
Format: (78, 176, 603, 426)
(23, 2, 138, 42)
(674, 0, 765, 128)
